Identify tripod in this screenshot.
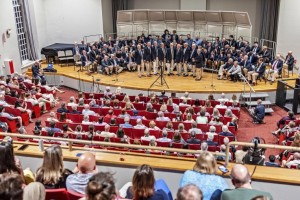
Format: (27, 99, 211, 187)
(78, 71, 82, 92)
(205, 60, 216, 91)
(95, 79, 102, 93)
(150, 63, 169, 88)
(90, 76, 95, 93)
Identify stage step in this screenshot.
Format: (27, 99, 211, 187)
(240, 92, 269, 99)
(245, 100, 272, 107)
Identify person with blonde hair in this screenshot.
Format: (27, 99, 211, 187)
(23, 182, 45, 200)
(36, 145, 72, 189)
(179, 152, 228, 200)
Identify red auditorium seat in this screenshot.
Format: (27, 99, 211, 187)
(67, 190, 84, 200)
(156, 141, 171, 147)
(172, 121, 180, 129)
(223, 116, 233, 125)
(188, 144, 201, 150)
(210, 100, 220, 107)
(141, 140, 150, 145)
(0, 116, 18, 133)
(167, 131, 175, 139)
(197, 124, 209, 132)
(180, 132, 190, 141)
(139, 96, 148, 102)
(145, 112, 158, 120)
(109, 126, 119, 133)
(122, 127, 132, 138)
(149, 130, 161, 138)
(46, 189, 69, 200)
(26, 102, 41, 118)
(183, 122, 192, 130)
(116, 117, 125, 124)
(232, 109, 240, 117)
(206, 107, 213, 115)
(100, 108, 110, 116)
(166, 105, 174, 112)
(172, 142, 184, 148)
(93, 135, 106, 142)
(228, 126, 237, 135)
(94, 125, 105, 132)
(164, 113, 176, 120)
(66, 114, 83, 123)
(133, 102, 146, 110)
(152, 104, 161, 111)
(131, 128, 145, 139)
(208, 146, 219, 152)
(111, 137, 122, 143)
(155, 121, 168, 130)
(218, 108, 227, 116)
(4, 107, 29, 126)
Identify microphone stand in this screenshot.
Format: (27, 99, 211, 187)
(78, 71, 82, 92)
(90, 76, 95, 93)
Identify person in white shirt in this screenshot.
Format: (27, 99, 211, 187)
(218, 93, 229, 102)
(0, 95, 10, 107)
(82, 104, 96, 116)
(215, 100, 227, 109)
(282, 152, 300, 168)
(25, 93, 47, 113)
(82, 115, 94, 125)
(188, 121, 202, 134)
(156, 130, 172, 142)
(0, 76, 7, 85)
(179, 98, 191, 107)
(206, 125, 217, 136)
(100, 124, 116, 138)
(180, 92, 192, 100)
(156, 111, 170, 121)
(140, 128, 156, 141)
(134, 119, 147, 129)
(46, 112, 59, 122)
(67, 96, 78, 107)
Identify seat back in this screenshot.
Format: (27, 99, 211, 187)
(67, 190, 84, 200)
(45, 188, 69, 200)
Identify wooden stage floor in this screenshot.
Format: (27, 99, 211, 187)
(41, 64, 298, 93)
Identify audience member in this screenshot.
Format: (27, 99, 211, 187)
(177, 184, 203, 200)
(23, 182, 46, 200)
(66, 152, 97, 194)
(221, 164, 273, 200)
(0, 173, 24, 200)
(180, 152, 228, 200)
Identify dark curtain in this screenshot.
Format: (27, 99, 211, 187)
(112, 0, 128, 33)
(19, 0, 38, 60)
(259, 0, 280, 42)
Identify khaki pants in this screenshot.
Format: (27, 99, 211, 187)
(166, 60, 174, 74)
(152, 58, 158, 74)
(218, 64, 226, 78)
(265, 69, 279, 81)
(243, 68, 249, 76)
(248, 71, 259, 83)
(282, 63, 288, 77)
(183, 62, 188, 75)
(196, 68, 203, 79)
(158, 59, 166, 74)
(127, 63, 137, 71)
(176, 62, 182, 75)
(137, 61, 144, 76)
(191, 65, 196, 76)
(145, 61, 151, 75)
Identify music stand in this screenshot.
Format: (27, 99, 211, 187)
(150, 64, 169, 88)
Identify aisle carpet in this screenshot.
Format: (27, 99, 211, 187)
(24, 87, 297, 158)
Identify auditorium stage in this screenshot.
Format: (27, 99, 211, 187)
(38, 64, 297, 94)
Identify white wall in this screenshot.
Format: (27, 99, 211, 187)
(180, 0, 206, 10)
(128, 0, 181, 10)
(206, 0, 261, 38)
(42, 0, 104, 46)
(277, 0, 299, 61)
(0, 0, 22, 74)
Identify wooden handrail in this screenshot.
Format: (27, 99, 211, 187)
(0, 132, 225, 156)
(225, 141, 300, 166)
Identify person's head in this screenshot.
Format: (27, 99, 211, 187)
(85, 172, 117, 200)
(257, 99, 262, 105)
(268, 155, 276, 163)
(166, 121, 173, 129)
(110, 118, 116, 125)
(105, 124, 110, 132)
(230, 164, 251, 188)
(149, 120, 156, 128)
(62, 124, 69, 132)
(293, 152, 300, 160)
(0, 173, 23, 200)
(209, 126, 216, 133)
(222, 125, 229, 133)
(77, 152, 96, 174)
(59, 112, 67, 122)
(176, 184, 203, 200)
(201, 142, 208, 151)
(116, 128, 125, 138)
(193, 152, 217, 174)
(207, 133, 214, 141)
(190, 131, 196, 138)
(178, 123, 185, 131)
(144, 128, 150, 137)
(132, 164, 155, 199)
(173, 130, 182, 142)
(288, 111, 294, 118)
(37, 145, 63, 185)
(212, 108, 220, 116)
(0, 142, 19, 174)
(23, 182, 45, 200)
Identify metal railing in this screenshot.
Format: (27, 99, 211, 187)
(0, 132, 225, 157)
(83, 34, 103, 45)
(240, 73, 256, 109)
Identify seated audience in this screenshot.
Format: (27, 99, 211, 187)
(0, 173, 24, 200)
(219, 125, 235, 137)
(277, 111, 296, 128)
(180, 152, 228, 200)
(172, 130, 185, 144)
(36, 145, 72, 188)
(100, 124, 116, 138)
(281, 152, 300, 168)
(46, 111, 59, 122)
(66, 152, 97, 194)
(206, 126, 217, 136)
(23, 182, 45, 200)
(67, 96, 77, 107)
(149, 120, 161, 130)
(82, 104, 96, 116)
(264, 155, 280, 167)
(206, 133, 218, 146)
(235, 146, 249, 164)
(141, 128, 156, 141)
(188, 121, 202, 134)
(134, 118, 147, 129)
(0, 106, 23, 126)
(120, 116, 133, 128)
(221, 164, 273, 200)
(56, 102, 69, 113)
(157, 130, 172, 142)
(186, 131, 201, 144)
(156, 111, 170, 121)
